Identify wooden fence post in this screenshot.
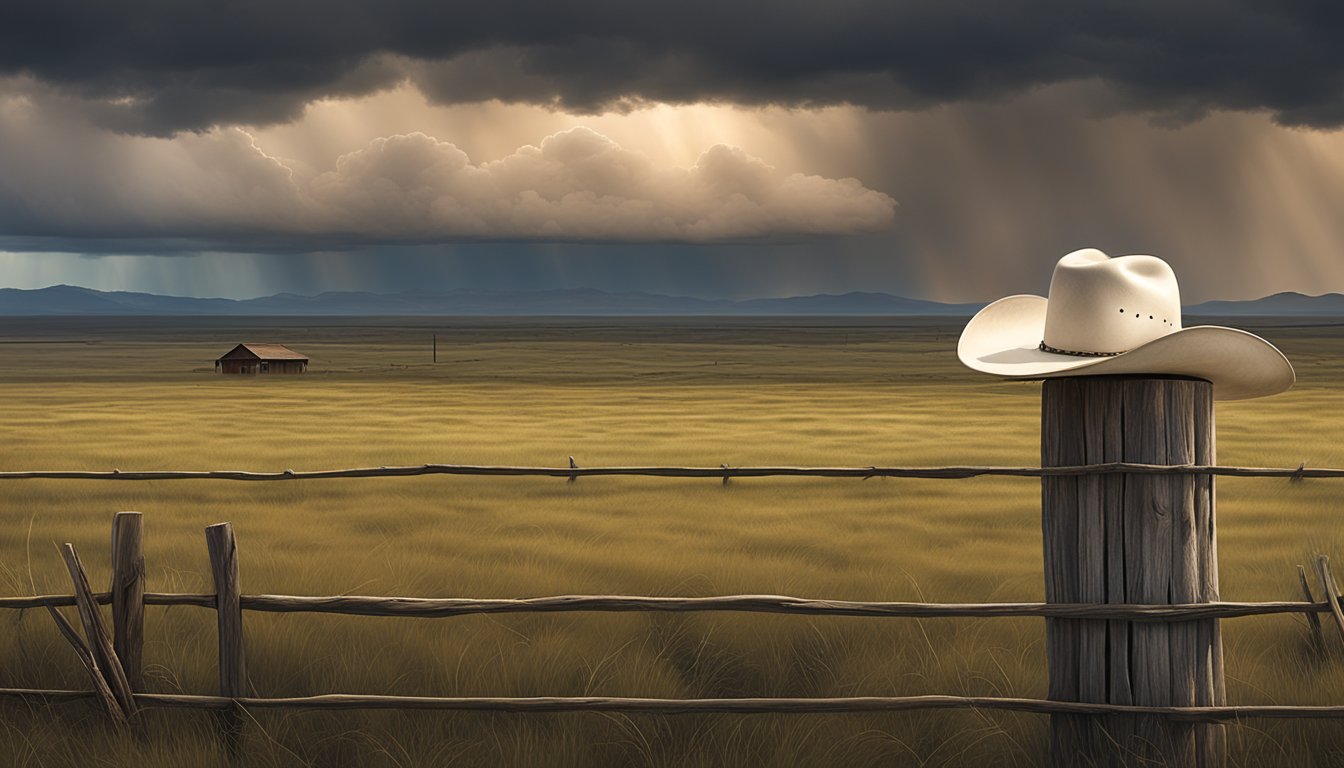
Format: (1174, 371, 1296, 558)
(45, 604, 128, 727)
(59, 543, 138, 719)
(1313, 555, 1344, 646)
(1042, 377, 1226, 767)
(206, 522, 245, 750)
(110, 511, 144, 690)
(1298, 565, 1326, 654)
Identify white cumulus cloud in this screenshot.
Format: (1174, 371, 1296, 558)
(308, 127, 895, 240)
(0, 90, 895, 246)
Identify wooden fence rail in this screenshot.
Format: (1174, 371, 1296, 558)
(5, 688, 1344, 722)
(3, 591, 1343, 622)
(0, 460, 1340, 482)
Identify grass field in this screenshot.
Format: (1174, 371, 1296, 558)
(1, 315, 1343, 767)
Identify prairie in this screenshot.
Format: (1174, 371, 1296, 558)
(1, 315, 1343, 767)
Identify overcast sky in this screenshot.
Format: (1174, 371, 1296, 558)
(3, 1, 1344, 301)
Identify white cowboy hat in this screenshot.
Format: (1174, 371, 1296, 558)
(957, 248, 1294, 400)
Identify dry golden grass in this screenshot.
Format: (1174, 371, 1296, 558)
(1, 316, 1343, 766)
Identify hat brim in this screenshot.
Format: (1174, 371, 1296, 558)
(957, 295, 1295, 400)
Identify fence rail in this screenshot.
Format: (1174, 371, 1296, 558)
(2, 591, 1341, 622)
(0, 460, 1337, 482)
(5, 688, 1344, 722)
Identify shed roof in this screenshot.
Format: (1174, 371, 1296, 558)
(218, 343, 308, 361)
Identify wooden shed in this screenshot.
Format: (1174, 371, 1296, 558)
(215, 343, 309, 374)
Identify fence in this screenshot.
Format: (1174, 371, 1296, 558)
(3, 463, 1344, 746)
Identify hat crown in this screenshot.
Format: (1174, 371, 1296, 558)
(1042, 249, 1182, 355)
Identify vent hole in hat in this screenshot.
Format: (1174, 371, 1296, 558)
(1119, 308, 1124, 313)
(1149, 315, 1153, 319)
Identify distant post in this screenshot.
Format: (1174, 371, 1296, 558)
(1041, 376, 1225, 767)
(433, 333, 437, 364)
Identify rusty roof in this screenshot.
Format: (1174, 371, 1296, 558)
(218, 343, 308, 361)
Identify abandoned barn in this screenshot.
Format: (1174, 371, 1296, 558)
(215, 343, 309, 374)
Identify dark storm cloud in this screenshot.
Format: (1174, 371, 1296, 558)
(4, 1, 1344, 134)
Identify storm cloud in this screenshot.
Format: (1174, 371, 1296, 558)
(3, 3, 1343, 302)
(0, 94, 894, 245)
(4, 1, 1344, 135)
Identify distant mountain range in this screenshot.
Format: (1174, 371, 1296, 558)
(0, 284, 982, 316)
(0, 284, 1341, 316)
(1187, 292, 1344, 315)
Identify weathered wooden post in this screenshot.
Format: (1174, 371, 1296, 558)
(60, 543, 138, 719)
(206, 522, 245, 751)
(110, 511, 145, 690)
(958, 248, 1293, 767)
(1042, 376, 1223, 766)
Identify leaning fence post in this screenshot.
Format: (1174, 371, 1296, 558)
(1041, 377, 1225, 767)
(110, 511, 145, 690)
(1298, 564, 1326, 654)
(59, 543, 138, 720)
(46, 605, 128, 727)
(206, 522, 245, 750)
(1313, 555, 1344, 647)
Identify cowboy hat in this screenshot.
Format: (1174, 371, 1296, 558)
(957, 248, 1294, 400)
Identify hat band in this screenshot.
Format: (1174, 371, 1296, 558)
(1038, 340, 1126, 358)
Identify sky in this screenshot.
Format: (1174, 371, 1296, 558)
(3, 2, 1344, 302)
